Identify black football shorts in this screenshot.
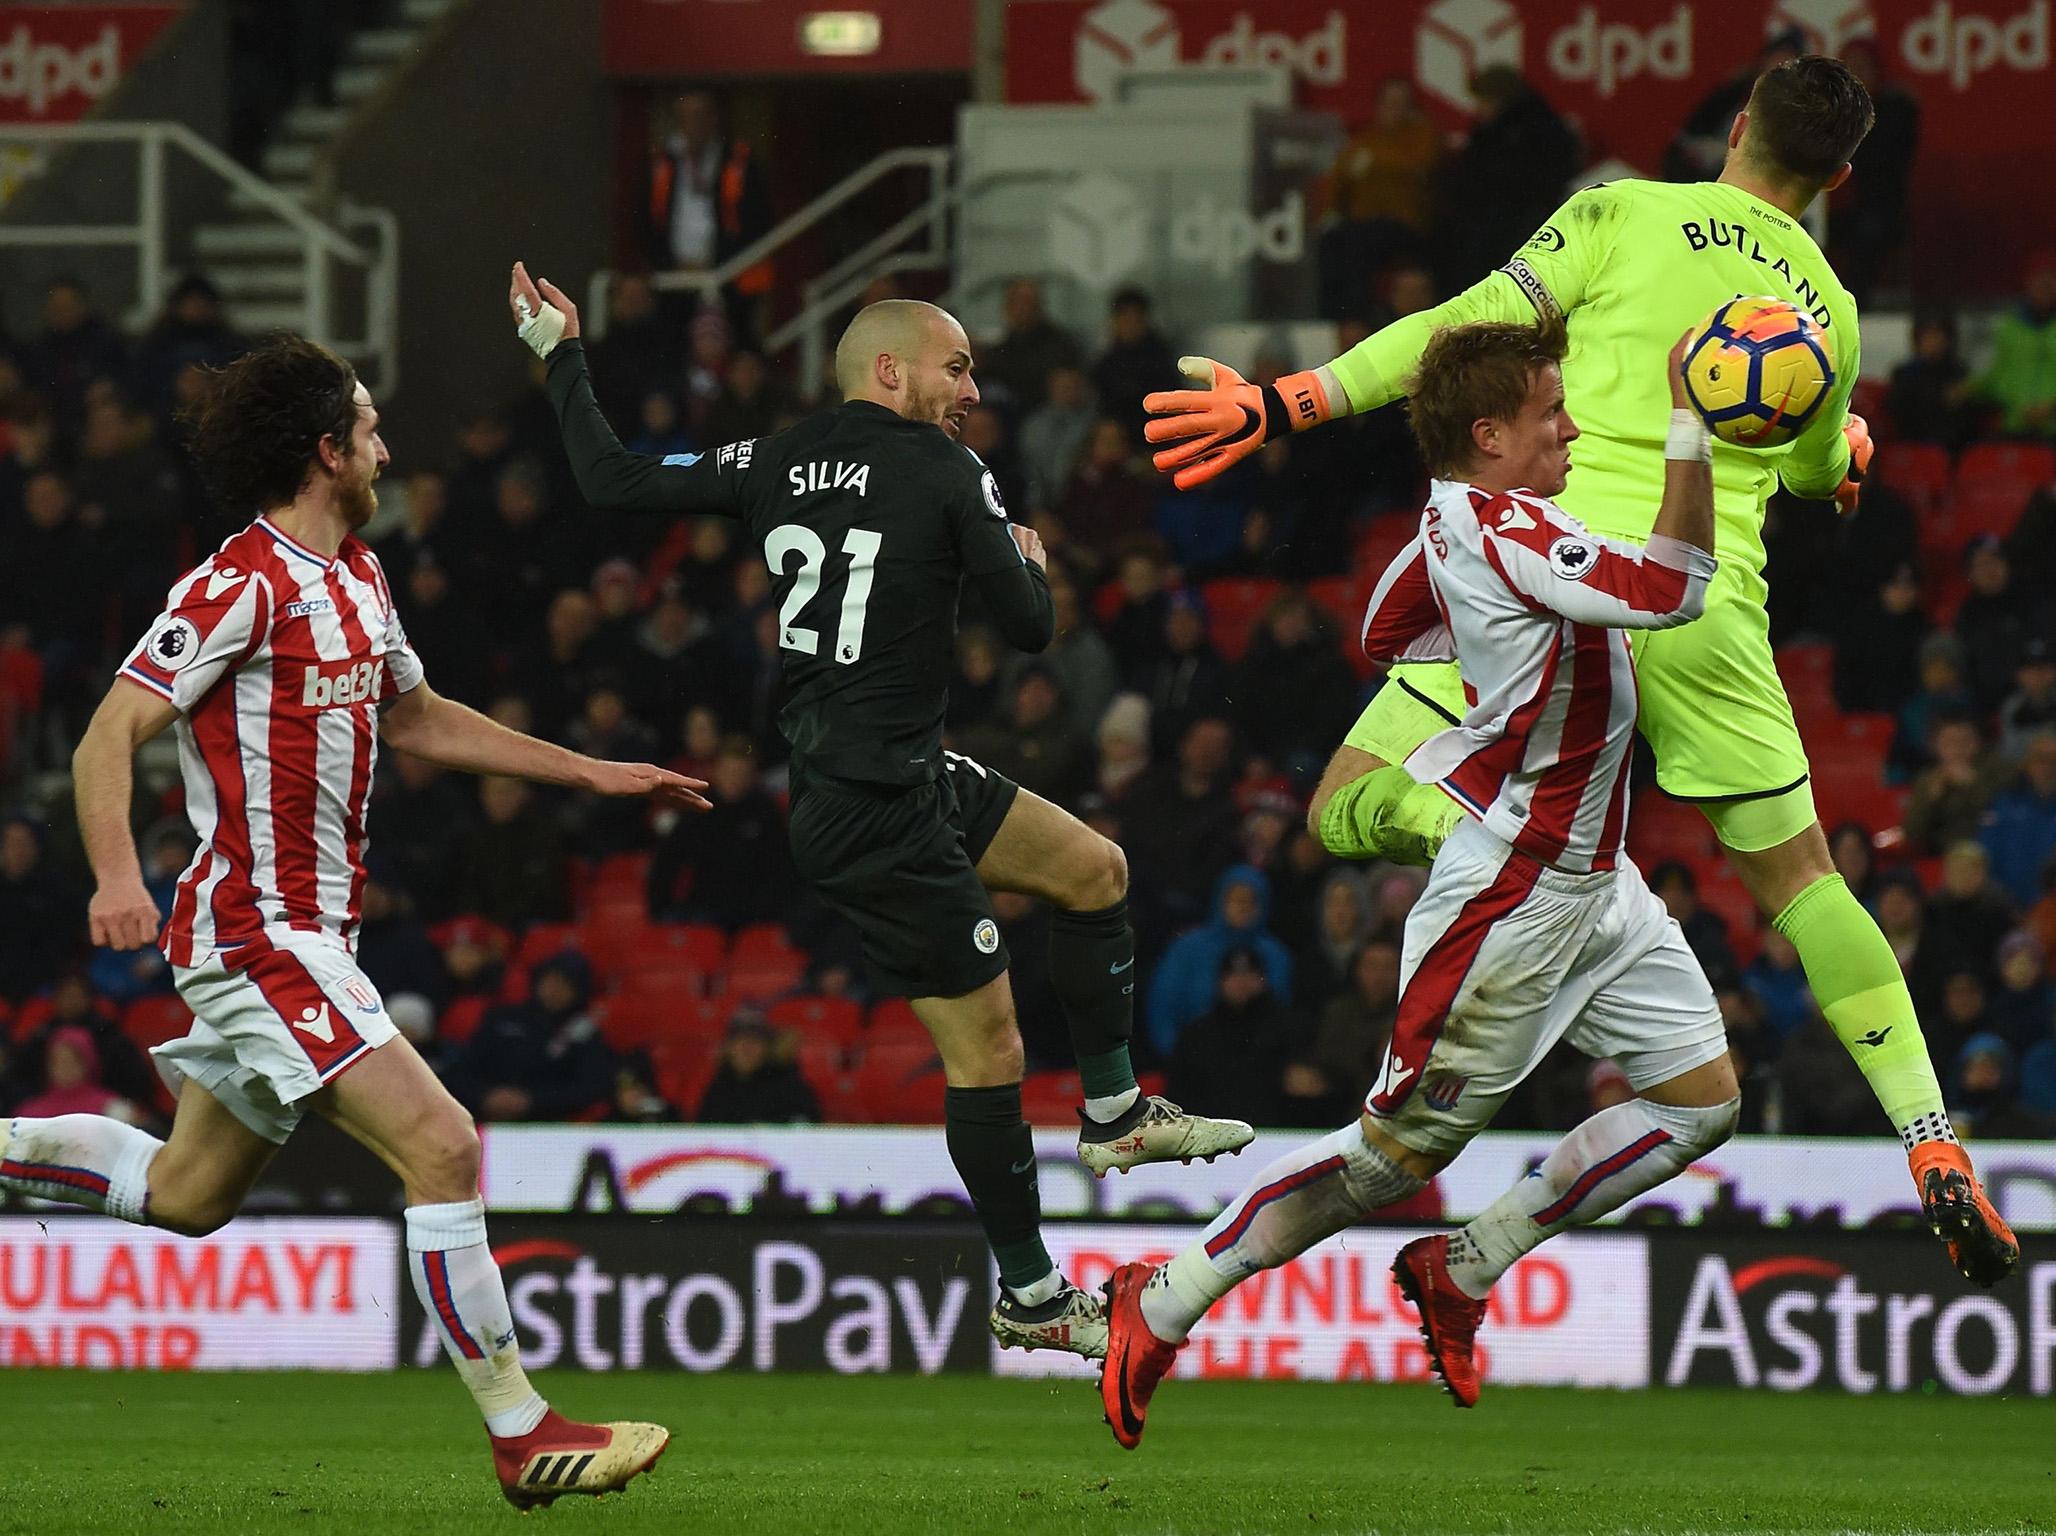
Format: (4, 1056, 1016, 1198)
(787, 751, 1019, 999)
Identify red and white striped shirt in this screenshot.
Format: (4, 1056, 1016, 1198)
(121, 517, 424, 965)
(1361, 480, 1714, 873)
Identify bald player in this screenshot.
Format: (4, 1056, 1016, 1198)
(510, 270, 1252, 1357)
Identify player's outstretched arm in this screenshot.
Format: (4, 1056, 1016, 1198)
(74, 679, 180, 951)
(1482, 334, 1715, 632)
(380, 681, 712, 810)
(1283, 183, 1631, 485)
(1144, 275, 1540, 491)
(509, 261, 743, 518)
(1142, 185, 1633, 491)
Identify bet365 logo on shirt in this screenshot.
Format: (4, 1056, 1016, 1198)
(301, 658, 387, 709)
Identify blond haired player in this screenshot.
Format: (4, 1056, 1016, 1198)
(1142, 56, 2014, 1289)
(1102, 320, 1733, 1445)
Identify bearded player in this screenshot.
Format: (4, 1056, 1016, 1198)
(1103, 320, 1735, 1445)
(1143, 56, 2014, 1288)
(0, 338, 702, 1507)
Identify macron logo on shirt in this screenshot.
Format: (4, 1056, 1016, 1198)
(301, 658, 386, 709)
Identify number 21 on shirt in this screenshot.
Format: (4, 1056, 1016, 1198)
(765, 524, 882, 665)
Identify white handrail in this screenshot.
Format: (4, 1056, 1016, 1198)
(0, 120, 395, 389)
(0, 121, 370, 262)
(585, 145, 956, 338)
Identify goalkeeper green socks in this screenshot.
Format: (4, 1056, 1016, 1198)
(1317, 764, 1464, 866)
(1772, 874, 1955, 1147)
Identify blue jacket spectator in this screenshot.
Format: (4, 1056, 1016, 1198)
(1147, 864, 1294, 1056)
(85, 827, 188, 1004)
(1742, 930, 1813, 1043)
(1978, 729, 2056, 908)
(2022, 1026, 2056, 1116)
(1988, 931, 2054, 1056)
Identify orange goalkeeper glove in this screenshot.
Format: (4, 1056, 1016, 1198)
(1143, 358, 1333, 491)
(1835, 413, 1873, 514)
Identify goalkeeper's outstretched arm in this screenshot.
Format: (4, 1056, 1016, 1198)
(1145, 183, 1630, 490)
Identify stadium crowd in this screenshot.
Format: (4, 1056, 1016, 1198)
(2, 225, 2054, 1142)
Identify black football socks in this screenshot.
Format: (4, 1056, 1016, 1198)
(943, 1082, 1054, 1296)
(1049, 900, 1140, 1118)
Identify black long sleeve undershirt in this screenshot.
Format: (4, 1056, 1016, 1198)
(544, 339, 734, 515)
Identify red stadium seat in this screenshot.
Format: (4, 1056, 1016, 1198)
(1809, 715, 1892, 810)
(1955, 441, 2055, 509)
(638, 922, 728, 976)
(725, 923, 806, 999)
(437, 995, 490, 1046)
(1878, 442, 1951, 518)
(514, 922, 583, 969)
(120, 995, 191, 1050)
(1092, 581, 1125, 627)
(1625, 793, 1716, 867)
(727, 950, 806, 1002)
(1850, 376, 1888, 433)
(0, 642, 43, 715)
(8, 995, 52, 1040)
(597, 994, 732, 1052)
(730, 923, 793, 961)
(1199, 578, 1281, 662)
(1694, 863, 1760, 963)
(850, 1041, 945, 1124)
(1774, 643, 1835, 711)
(1354, 515, 1417, 581)
(864, 998, 931, 1052)
(767, 994, 864, 1048)
(428, 916, 514, 958)
(582, 853, 651, 923)
(1813, 775, 1908, 838)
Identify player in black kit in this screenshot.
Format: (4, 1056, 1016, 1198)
(510, 266, 1251, 1357)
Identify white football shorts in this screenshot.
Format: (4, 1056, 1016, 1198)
(159, 929, 397, 1143)
(1366, 818, 1728, 1157)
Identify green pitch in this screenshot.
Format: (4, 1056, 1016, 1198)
(3, 1369, 2050, 1535)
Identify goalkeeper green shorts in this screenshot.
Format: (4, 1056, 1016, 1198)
(1343, 561, 1819, 854)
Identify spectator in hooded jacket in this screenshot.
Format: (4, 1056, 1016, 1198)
(1147, 864, 1295, 1056)
(1980, 728, 2056, 908)
(696, 1009, 821, 1125)
(449, 952, 617, 1123)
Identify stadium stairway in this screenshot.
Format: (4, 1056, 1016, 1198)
(195, 0, 460, 334)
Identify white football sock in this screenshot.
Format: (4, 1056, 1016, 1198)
(1446, 1096, 1739, 1299)
(405, 1198, 549, 1438)
(1139, 1122, 1425, 1344)
(0, 1114, 162, 1224)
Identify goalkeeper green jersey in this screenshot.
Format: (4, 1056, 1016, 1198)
(1330, 178, 1858, 577)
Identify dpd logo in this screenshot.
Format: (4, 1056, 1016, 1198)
(1767, 0, 1879, 54)
(0, 22, 121, 118)
(1546, 4, 1694, 98)
(1051, 174, 1306, 287)
(1901, 0, 2049, 90)
(1416, 0, 1523, 114)
(1051, 173, 1150, 288)
(1072, 0, 1348, 101)
(1074, 0, 1179, 102)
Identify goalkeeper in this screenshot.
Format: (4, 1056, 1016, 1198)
(1142, 56, 2015, 1288)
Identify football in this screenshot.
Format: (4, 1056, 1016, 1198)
(1681, 296, 1836, 448)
